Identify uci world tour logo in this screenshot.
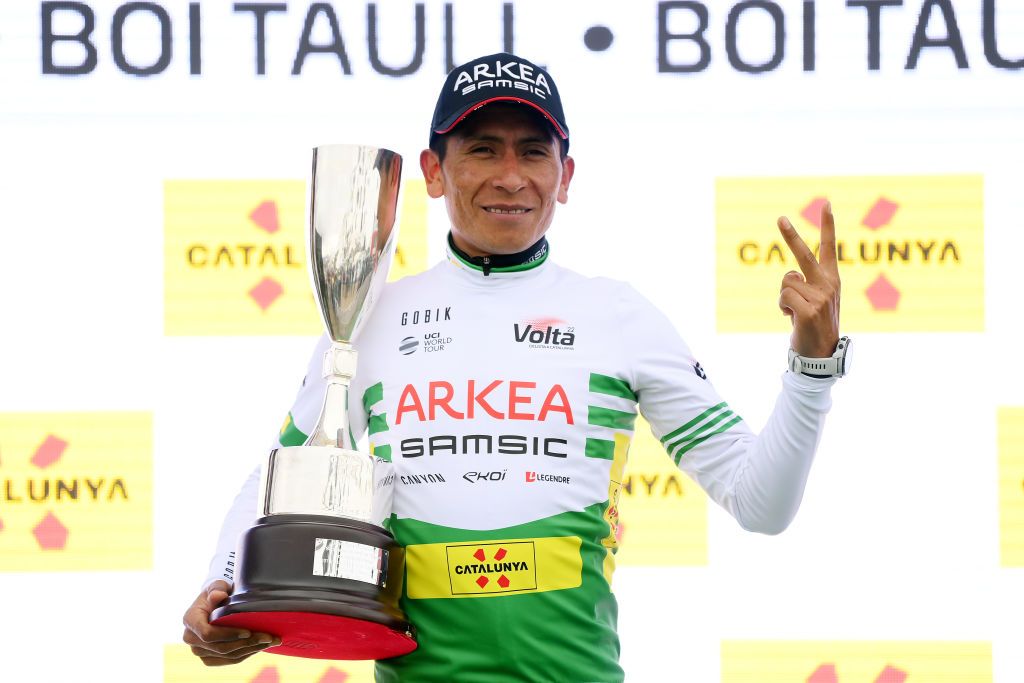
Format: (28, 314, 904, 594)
(513, 318, 575, 350)
(399, 336, 419, 355)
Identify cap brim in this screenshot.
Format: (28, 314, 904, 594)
(433, 96, 568, 140)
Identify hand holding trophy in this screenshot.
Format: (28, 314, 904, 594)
(210, 145, 417, 660)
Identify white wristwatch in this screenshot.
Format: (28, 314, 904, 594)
(788, 336, 851, 378)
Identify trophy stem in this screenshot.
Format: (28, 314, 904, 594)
(306, 342, 358, 449)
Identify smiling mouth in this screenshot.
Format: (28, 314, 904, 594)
(484, 207, 530, 215)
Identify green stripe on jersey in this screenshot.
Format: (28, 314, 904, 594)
(673, 415, 743, 465)
(661, 402, 728, 444)
(585, 438, 615, 460)
(588, 373, 637, 401)
(666, 407, 736, 455)
(368, 413, 389, 435)
(373, 444, 392, 462)
(363, 382, 384, 411)
(279, 412, 307, 447)
(588, 406, 636, 431)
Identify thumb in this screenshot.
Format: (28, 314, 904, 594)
(203, 580, 232, 611)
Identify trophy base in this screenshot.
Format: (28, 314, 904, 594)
(210, 514, 417, 661)
(212, 601, 416, 660)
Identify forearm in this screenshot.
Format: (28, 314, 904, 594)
(203, 465, 261, 589)
(724, 372, 835, 534)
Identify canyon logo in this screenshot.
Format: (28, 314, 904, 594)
(513, 318, 576, 350)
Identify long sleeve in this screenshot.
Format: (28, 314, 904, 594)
(620, 285, 835, 534)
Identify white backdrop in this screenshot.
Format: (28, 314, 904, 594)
(1, 0, 1023, 681)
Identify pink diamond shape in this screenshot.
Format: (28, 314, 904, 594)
(493, 547, 507, 561)
(497, 575, 510, 589)
(875, 665, 908, 683)
(249, 277, 283, 311)
(476, 575, 489, 588)
(318, 668, 349, 683)
(807, 664, 838, 683)
(249, 200, 280, 234)
(32, 435, 67, 469)
(0, 517, 4, 532)
(250, 667, 280, 683)
(800, 197, 829, 229)
(862, 197, 899, 230)
(33, 512, 68, 550)
(865, 273, 901, 311)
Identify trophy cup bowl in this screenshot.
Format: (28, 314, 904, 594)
(210, 145, 417, 660)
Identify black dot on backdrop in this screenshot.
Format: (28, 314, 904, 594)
(583, 26, 614, 52)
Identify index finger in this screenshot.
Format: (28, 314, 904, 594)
(777, 216, 825, 282)
(818, 200, 838, 276)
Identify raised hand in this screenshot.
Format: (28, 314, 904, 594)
(776, 201, 842, 358)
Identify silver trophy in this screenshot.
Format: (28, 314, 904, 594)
(211, 145, 417, 661)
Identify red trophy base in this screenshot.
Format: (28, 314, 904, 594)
(213, 608, 416, 660)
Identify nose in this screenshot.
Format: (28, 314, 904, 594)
(491, 149, 526, 193)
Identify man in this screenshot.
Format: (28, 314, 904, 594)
(183, 52, 845, 682)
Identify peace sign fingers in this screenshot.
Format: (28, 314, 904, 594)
(775, 200, 842, 359)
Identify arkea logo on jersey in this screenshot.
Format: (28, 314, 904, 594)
(394, 380, 574, 424)
(513, 318, 576, 350)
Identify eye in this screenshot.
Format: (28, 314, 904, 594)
(469, 145, 495, 155)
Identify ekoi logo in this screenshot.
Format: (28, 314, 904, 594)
(716, 175, 984, 332)
(0, 412, 152, 571)
(513, 318, 576, 350)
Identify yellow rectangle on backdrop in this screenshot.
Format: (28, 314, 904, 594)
(615, 417, 707, 566)
(721, 640, 992, 682)
(716, 175, 984, 332)
(164, 179, 428, 335)
(999, 407, 1024, 566)
(164, 644, 374, 683)
(0, 412, 152, 571)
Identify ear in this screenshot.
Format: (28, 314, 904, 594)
(420, 149, 445, 199)
(557, 156, 575, 204)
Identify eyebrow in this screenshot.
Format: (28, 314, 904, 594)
(462, 133, 552, 146)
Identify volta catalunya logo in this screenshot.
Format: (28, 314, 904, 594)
(0, 412, 151, 571)
(164, 179, 428, 335)
(716, 175, 984, 332)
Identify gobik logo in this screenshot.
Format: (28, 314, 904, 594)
(164, 179, 429, 335)
(0, 413, 152, 571)
(445, 541, 537, 595)
(716, 175, 984, 332)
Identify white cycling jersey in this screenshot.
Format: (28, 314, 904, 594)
(207, 241, 835, 682)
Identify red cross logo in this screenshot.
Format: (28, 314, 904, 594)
(472, 547, 511, 589)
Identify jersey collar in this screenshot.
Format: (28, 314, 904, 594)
(445, 232, 549, 277)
